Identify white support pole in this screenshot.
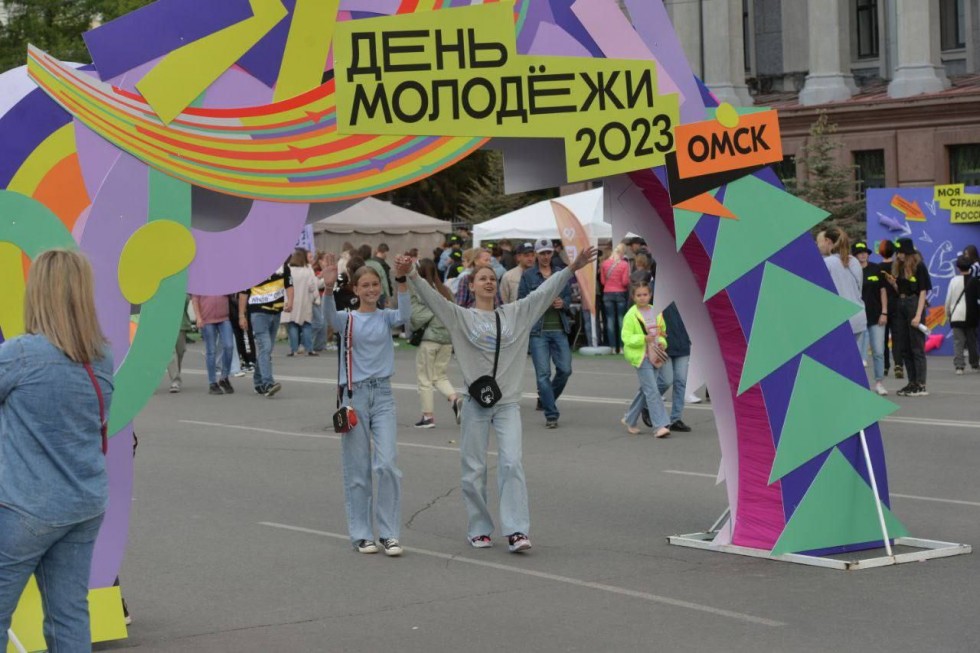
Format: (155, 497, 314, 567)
(589, 312, 598, 348)
(8, 628, 28, 653)
(859, 429, 893, 557)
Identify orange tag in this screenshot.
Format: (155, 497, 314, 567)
(674, 110, 783, 179)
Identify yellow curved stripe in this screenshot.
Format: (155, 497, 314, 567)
(28, 47, 483, 201)
(0, 242, 25, 339)
(136, 0, 289, 124)
(274, 0, 340, 102)
(7, 123, 76, 196)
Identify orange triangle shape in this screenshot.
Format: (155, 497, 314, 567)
(674, 192, 737, 219)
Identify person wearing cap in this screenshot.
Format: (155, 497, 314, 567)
(500, 242, 536, 304)
(887, 237, 932, 396)
(944, 255, 979, 374)
(877, 240, 903, 379)
(438, 234, 464, 278)
(853, 241, 889, 395)
(518, 238, 575, 428)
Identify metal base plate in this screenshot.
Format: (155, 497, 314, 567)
(667, 531, 972, 570)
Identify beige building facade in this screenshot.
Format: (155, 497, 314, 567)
(664, 0, 980, 191)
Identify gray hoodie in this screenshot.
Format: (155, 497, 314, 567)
(408, 266, 574, 405)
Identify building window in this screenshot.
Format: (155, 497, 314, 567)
(940, 0, 966, 51)
(950, 145, 980, 186)
(855, 0, 879, 59)
(854, 150, 885, 200)
(773, 156, 797, 188)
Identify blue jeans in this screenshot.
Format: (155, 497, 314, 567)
(460, 399, 529, 538)
(529, 330, 572, 421)
(202, 320, 234, 384)
(311, 301, 327, 351)
(624, 359, 671, 429)
(859, 324, 886, 381)
(656, 354, 689, 423)
(603, 292, 627, 350)
(341, 377, 401, 543)
(0, 506, 104, 653)
(250, 311, 281, 390)
(287, 321, 312, 354)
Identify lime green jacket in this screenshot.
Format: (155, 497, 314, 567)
(621, 304, 667, 368)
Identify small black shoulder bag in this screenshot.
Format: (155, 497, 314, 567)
(468, 311, 503, 408)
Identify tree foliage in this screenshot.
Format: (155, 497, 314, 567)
(457, 150, 555, 224)
(0, 0, 153, 72)
(380, 149, 555, 224)
(789, 112, 865, 238)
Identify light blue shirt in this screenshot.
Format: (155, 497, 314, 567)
(0, 335, 114, 525)
(324, 292, 411, 385)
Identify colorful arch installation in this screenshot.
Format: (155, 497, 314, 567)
(0, 0, 927, 646)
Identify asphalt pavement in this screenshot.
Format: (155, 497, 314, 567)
(97, 340, 980, 652)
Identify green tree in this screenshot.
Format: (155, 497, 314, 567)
(0, 0, 154, 72)
(790, 112, 865, 238)
(457, 150, 554, 224)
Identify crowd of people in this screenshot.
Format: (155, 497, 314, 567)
(2, 230, 978, 650)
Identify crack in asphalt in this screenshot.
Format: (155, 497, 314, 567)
(405, 485, 457, 529)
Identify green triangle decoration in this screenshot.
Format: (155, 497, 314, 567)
(673, 207, 701, 251)
(703, 175, 828, 299)
(738, 263, 862, 395)
(769, 356, 899, 483)
(770, 448, 909, 556)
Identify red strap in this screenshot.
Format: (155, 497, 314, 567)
(83, 363, 108, 455)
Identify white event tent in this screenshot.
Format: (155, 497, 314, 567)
(472, 188, 610, 247)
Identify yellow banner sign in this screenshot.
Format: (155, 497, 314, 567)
(333, 2, 679, 182)
(935, 183, 980, 224)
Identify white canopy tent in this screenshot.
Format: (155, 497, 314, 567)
(472, 188, 610, 247)
(310, 197, 452, 258)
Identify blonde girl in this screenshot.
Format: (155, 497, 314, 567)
(620, 281, 671, 437)
(321, 254, 413, 556)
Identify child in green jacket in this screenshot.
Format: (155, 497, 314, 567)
(620, 281, 671, 437)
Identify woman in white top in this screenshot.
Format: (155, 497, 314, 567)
(286, 248, 322, 357)
(817, 227, 867, 346)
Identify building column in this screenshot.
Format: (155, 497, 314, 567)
(887, 0, 950, 98)
(702, 0, 752, 105)
(799, 0, 857, 105)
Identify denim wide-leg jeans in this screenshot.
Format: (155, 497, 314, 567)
(341, 377, 401, 543)
(202, 320, 234, 384)
(624, 359, 671, 429)
(656, 354, 689, 423)
(0, 506, 104, 653)
(529, 330, 572, 421)
(459, 399, 529, 539)
(249, 311, 280, 390)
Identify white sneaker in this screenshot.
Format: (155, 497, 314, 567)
(874, 382, 888, 396)
(685, 393, 702, 404)
(955, 368, 964, 375)
(380, 537, 403, 556)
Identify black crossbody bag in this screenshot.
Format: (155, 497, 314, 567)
(333, 314, 359, 433)
(468, 311, 503, 408)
